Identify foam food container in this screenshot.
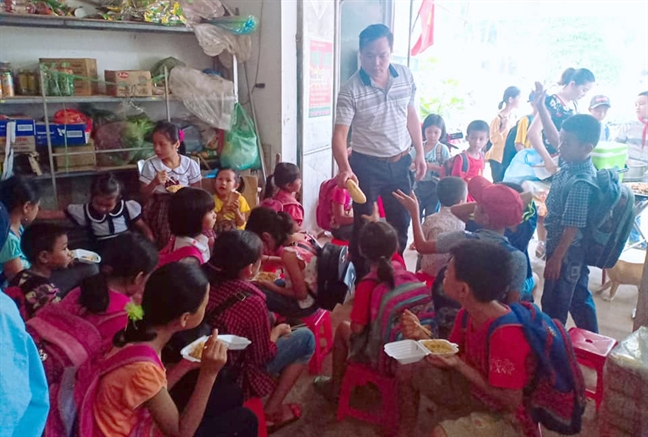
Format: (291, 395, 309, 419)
(73, 249, 101, 264)
(181, 334, 252, 363)
(417, 339, 459, 356)
(384, 339, 428, 365)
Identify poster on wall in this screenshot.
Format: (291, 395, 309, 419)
(308, 40, 333, 118)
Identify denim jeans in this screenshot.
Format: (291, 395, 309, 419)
(541, 245, 599, 332)
(266, 327, 315, 375)
(414, 179, 439, 221)
(349, 151, 413, 280)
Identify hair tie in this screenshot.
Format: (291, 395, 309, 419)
(178, 129, 185, 142)
(125, 302, 144, 322)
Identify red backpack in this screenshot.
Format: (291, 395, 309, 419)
(26, 300, 127, 437)
(157, 236, 205, 267)
(441, 152, 470, 178)
(2, 285, 28, 320)
(316, 179, 340, 231)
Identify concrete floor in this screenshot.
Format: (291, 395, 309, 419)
(273, 239, 642, 437)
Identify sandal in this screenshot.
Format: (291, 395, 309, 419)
(265, 403, 302, 434)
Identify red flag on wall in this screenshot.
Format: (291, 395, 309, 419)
(410, 0, 435, 56)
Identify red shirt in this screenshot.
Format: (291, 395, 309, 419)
(273, 189, 304, 227)
(449, 308, 539, 437)
(452, 153, 484, 201)
(207, 279, 277, 399)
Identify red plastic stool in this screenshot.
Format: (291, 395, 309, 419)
(331, 238, 349, 247)
(337, 363, 398, 435)
(243, 397, 268, 437)
(303, 309, 334, 374)
(415, 271, 436, 289)
(568, 327, 617, 410)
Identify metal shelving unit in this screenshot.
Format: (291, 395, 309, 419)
(1, 95, 177, 104)
(0, 13, 193, 33)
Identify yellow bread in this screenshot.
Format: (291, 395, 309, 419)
(346, 179, 367, 204)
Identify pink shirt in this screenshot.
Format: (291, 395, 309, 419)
(273, 190, 304, 227)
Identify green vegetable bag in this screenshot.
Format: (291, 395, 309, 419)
(220, 103, 260, 171)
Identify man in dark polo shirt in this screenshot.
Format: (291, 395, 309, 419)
(333, 24, 426, 277)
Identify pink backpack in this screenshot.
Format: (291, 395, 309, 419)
(26, 301, 127, 437)
(315, 179, 340, 231)
(158, 237, 205, 268)
(61, 344, 163, 437)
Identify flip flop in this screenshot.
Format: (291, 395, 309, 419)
(266, 403, 302, 434)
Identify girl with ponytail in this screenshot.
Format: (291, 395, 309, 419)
(91, 262, 258, 437)
(486, 86, 521, 182)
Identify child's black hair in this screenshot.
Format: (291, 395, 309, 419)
(21, 223, 67, 264)
(153, 120, 186, 155)
(114, 262, 209, 347)
(264, 162, 300, 199)
(168, 187, 215, 238)
(359, 24, 393, 51)
(449, 239, 513, 303)
(0, 175, 41, 213)
(561, 114, 601, 147)
(499, 86, 521, 110)
(90, 172, 123, 199)
(436, 177, 467, 207)
(79, 233, 158, 314)
(216, 167, 245, 194)
(245, 207, 294, 247)
(358, 221, 398, 288)
(466, 120, 490, 135)
(421, 114, 447, 143)
(204, 230, 263, 285)
(558, 68, 595, 86)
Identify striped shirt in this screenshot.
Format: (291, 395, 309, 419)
(544, 158, 596, 255)
(335, 64, 417, 158)
(616, 120, 648, 164)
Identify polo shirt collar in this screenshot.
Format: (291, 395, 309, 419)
(564, 157, 593, 173)
(359, 64, 399, 86)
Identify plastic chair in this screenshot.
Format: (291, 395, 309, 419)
(568, 327, 617, 410)
(242, 397, 268, 437)
(337, 363, 398, 435)
(302, 309, 334, 374)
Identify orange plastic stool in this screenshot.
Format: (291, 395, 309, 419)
(303, 309, 334, 374)
(243, 397, 268, 437)
(568, 327, 617, 410)
(337, 363, 398, 435)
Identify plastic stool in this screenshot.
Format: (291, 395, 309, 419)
(303, 309, 334, 374)
(242, 397, 268, 437)
(568, 327, 617, 410)
(337, 363, 398, 435)
(331, 238, 349, 247)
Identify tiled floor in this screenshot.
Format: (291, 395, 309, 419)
(274, 240, 643, 437)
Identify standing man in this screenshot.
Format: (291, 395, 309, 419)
(333, 24, 426, 277)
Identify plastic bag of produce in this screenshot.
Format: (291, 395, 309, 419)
(220, 103, 260, 171)
(176, 0, 224, 24)
(192, 23, 252, 61)
(169, 66, 235, 130)
(93, 116, 154, 167)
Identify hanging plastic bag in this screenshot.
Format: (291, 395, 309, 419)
(503, 148, 543, 184)
(192, 23, 252, 61)
(176, 0, 224, 24)
(220, 103, 260, 171)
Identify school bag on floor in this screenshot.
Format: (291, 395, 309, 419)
(316, 179, 340, 231)
(361, 265, 437, 375)
(462, 302, 586, 434)
(25, 302, 127, 437)
(441, 152, 470, 178)
(157, 236, 205, 267)
(563, 168, 635, 268)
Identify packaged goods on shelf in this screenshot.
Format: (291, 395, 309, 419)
(0, 118, 36, 152)
(105, 70, 153, 97)
(35, 123, 89, 147)
(39, 58, 98, 96)
(54, 144, 96, 170)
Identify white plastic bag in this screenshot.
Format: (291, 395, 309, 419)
(192, 23, 252, 61)
(503, 148, 543, 184)
(169, 66, 236, 130)
(176, 0, 224, 24)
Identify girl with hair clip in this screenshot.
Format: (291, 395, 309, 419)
(204, 230, 314, 433)
(84, 262, 258, 437)
(245, 207, 319, 318)
(486, 86, 521, 182)
(262, 162, 304, 228)
(140, 121, 202, 249)
(314, 221, 436, 401)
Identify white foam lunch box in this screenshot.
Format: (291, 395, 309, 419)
(181, 334, 252, 362)
(384, 339, 459, 365)
(73, 249, 101, 264)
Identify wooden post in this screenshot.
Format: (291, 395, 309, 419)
(633, 250, 648, 331)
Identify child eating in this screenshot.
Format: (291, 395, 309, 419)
(212, 168, 251, 233)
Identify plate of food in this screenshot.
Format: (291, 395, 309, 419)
(73, 249, 101, 264)
(181, 334, 252, 362)
(166, 185, 184, 193)
(254, 271, 280, 283)
(418, 339, 459, 356)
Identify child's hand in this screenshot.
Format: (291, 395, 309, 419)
(155, 171, 168, 186)
(531, 81, 547, 109)
(544, 255, 562, 281)
(270, 323, 291, 342)
(361, 202, 380, 223)
(392, 190, 419, 217)
(401, 309, 430, 340)
(200, 329, 228, 377)
(425, 353, 461, 369)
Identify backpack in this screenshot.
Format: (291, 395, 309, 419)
(2, 285, 28, 320)
(298, 240, 356, 311)
(501, 115, 534, 173)
(25, 302, 127, 437)
(157, 236, 205, 268)
(563, 168, 635, 268)
(441, 152, 469, 178)
(316, 179, 340, 231)
(64, 344, 163, 437)
(362, 265, 437, 374)
(462, 302, 586, 434)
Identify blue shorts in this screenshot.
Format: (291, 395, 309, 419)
(266, 327, 315, 375)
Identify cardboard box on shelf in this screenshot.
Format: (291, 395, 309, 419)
(39, 58, 99, 96)
(0, 118, 36, 152)
(35, 123, 88, 147)
(54, 144, 96, 170)
(105, 70, 153, 97)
